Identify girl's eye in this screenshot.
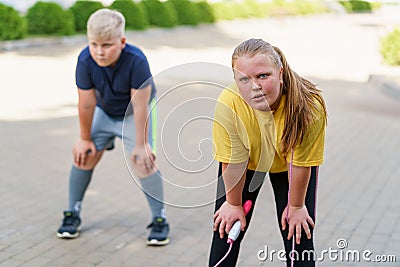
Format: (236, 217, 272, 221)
(240, 77, 249, 83)
(259, 74, 268, 79)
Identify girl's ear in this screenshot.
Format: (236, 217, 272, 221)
(280, 67, 284, 83)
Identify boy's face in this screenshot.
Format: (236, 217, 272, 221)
(233, 54, 283, 112)
(88, 35, 126, 67)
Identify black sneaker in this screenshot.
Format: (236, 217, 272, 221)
(57, 211, 81, 239)
(146, 217, 170, 246)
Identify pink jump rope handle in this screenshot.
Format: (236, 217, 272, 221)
(243, 200, 252, 215)
(227, 200, 253, 243)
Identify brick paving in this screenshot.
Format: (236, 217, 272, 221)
(1, 9, 400, 267)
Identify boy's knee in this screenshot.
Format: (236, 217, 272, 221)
(73, 151, 103, 170)
(133, 165, 157, 179)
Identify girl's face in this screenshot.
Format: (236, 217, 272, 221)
(233, 54, 283, 111)
(89, 35, 126, 67)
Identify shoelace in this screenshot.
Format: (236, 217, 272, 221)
(147, 222, 164, 232)
(63, 216, 77, 226)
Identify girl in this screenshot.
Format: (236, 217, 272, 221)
(209, 38, 327, 266)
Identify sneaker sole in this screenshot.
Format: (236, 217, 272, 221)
(146, 238, 170, 246)
(57, 231, 80, 239)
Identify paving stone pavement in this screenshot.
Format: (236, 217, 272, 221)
(1, 8, 400, 267)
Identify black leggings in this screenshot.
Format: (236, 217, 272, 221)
(209, 163, 318, 267)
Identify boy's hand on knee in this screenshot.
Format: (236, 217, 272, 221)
(73, 139, 97, 167)
(131, 143, 156, 177)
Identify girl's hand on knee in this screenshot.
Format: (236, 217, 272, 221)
(213, 201, 246, 239)
(281, 205, 314, 244)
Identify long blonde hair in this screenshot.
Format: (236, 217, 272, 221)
(232, 38, 327, 156)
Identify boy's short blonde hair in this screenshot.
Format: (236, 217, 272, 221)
(87, 8, 125, 40)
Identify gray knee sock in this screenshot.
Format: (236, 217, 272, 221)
(140, 171, 166, 219)
(68, 165, 93, 213)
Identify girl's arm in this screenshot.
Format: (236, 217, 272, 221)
(281, 165, 315, 244)
(213, 161, 248, 238)
(289, 165, 310, 207)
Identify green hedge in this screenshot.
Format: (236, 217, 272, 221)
(339, 0, 372, 12)
(26, 1, 75, 35)
(169, 0, 199, 25)
(291, 0, 328, 15)
(0, 0, 335, 41)
(142, 0, 178, 28)
(0, 3, 26, 40)
(69, 1, 104, 33)
(211, 2, 239, 20)
(110, 0, 148, 30)
(195, 1, 215, 24)
(380, 28, 400, 66)
(210, 0, 327, 21)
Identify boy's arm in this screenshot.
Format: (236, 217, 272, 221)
(78, 88, 97, 140)
(130, 85, 155, 176)
(131, 85, 151, 147)
(74, 88, 97, 166)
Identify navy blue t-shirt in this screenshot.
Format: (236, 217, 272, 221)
(76, 44, 156, 118)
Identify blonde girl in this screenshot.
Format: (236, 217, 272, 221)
(210, 38, 327, 266)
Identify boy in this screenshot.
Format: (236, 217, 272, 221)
(57, 8, 169, 246)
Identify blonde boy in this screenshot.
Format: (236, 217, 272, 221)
(57, 9, 169, 246)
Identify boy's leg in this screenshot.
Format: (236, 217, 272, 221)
(68, 166, 93, 214)
(67, 107, 113, 213)
(58, 107, 114, 239)
(123, 99, 166, 219)
(122, 100, 168, 245)
(139, 172, 165, 219)
(67, 151, 104, 213)
(208, 163, 266, 267)
(269, 167, 318, 267)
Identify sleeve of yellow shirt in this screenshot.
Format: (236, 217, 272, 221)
(212, 90, 249, 164)
(290, 109, 326, 167)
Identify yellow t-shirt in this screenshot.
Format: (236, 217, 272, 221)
(212, 87, 326, 173)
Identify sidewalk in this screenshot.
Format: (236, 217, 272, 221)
(1, 11, 400, 267)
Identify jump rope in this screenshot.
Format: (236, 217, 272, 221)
(214, 150, 296, 267)
(213, 200, 253, 267)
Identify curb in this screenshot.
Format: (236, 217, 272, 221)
(368, 74, 400, 100)
(0, 35, 86, 51)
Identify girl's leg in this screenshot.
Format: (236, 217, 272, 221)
(269, 166, 318, 267)
(209, 163, 266, 267)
